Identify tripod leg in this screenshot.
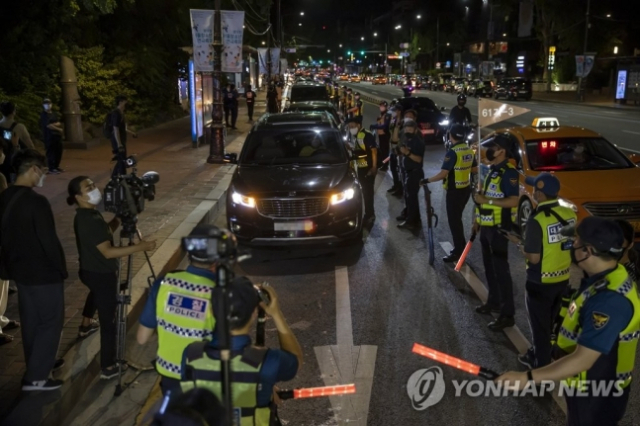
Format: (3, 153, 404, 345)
(115, 236, 135, 396)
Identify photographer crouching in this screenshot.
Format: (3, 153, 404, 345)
(67, 176, 156, 379)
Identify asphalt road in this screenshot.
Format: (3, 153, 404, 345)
(215, 100, 640, 425)
(344, 81, 640, 154)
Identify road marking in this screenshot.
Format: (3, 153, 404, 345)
(314, 266, 377, 426)
(439, 241, 567, 415)
(371, 91, 379, 95)
(623, 130, 640, 136)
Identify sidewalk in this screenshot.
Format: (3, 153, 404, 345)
(0, 94, 265, 425)
(532, 90, 640, 110)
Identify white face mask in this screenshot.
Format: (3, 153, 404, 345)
(574, 145, 585, 154)
(349, 127, 358, 136)
(87, 188, 102, 205)
(36, 169, 46, 188)
(404, 117, 414, 123)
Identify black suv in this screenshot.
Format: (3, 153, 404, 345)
(283, 101, 342, 125)
(226, 112, 363, 245)
(284, 82, 330, 107)
(494, 77, 532, 101)
(393, 97, 448, 143)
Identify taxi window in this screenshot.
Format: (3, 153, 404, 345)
(525, 137, 633, 171)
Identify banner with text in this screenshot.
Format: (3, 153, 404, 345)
(477, 98, 530, 128)
(270, 48, 281, 75)
(258, 48, 269, 75)
(257, 48, 281, 75)
(190, 9, 214, 72)
(575, 55, 595, 78)
(221, 11, 244, 73)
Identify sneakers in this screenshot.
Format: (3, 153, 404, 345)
(475, 304, 500, 315)
(488, 316, 515, 331)
(101, 363, 128, 380)
(78, 319, 100, 338)
(22, 379, 63, 391)
(518, 348, 536, 369)
(47, 169, 60, 175)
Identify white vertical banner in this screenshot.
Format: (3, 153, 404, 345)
(190, 9, 214, 72)
(257, 48, 269, 75)
(220, 11, 244, 73)
(270, 48, 281, 75)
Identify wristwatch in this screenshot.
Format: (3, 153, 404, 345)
(488, 199, 494, 205)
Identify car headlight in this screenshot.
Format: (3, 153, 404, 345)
(231, 191, 256, 208)
(439, 119, 450, 126)
(330, 188, 355, 205)
(558, 198, 578, 213)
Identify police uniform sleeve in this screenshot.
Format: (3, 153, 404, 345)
(139, 277, 163, 328)
(410, 135, 426, 157)
(499, 168, 520, 197)
(441, 150, 457, 171)
(364, 132, 377, 150)
(261, 349, 299, 383)
(577, 292, 634, 354)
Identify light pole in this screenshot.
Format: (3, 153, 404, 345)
(207, 0, 225, 164)
(578, 0, 591, 102)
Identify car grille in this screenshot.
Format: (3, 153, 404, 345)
(583, 202, 640, 220)
(257, 198, 329, 219)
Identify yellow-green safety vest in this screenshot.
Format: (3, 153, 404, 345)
(155, 270, 217, 379)
(353, 129, 372, 169)
(475, 163, 517, 227)
(443, 143, 474, 189)
(181, 342, 271, 426)
(557, 264, 640, 389)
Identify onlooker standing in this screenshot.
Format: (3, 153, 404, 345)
(0, 102, 35, 183)
(0, 149, 67, 391)
(266, 83, 278, 113)
(67, 176, 156, 379)
(39, 98, 65, 174)
(245, 85, 256, 122)
(109, 95, 137, 176)
(228, 84, 239, 129)
(397, 119, 425, 231)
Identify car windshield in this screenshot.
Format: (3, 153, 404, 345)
(399, 97, 438, 112)
(525, 137, 633, 171)
(286, 106, 340, 123)
(291, 86, 329, 102)
(241, 129, 347, 166)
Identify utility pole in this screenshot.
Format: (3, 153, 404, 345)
(207, 0, 225, 164)
(577, 0, 590, 102)
(435, 17, 439, 66)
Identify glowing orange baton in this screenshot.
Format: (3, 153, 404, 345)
(277, 384, 356, 400)
(412, 343, 499, 380)
(455, 231, 477, 272)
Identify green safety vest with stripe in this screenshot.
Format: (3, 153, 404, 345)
(528, 200, 577, 284)
(353, 129, 373, 169)
(475, 163, 517, 227)
(556, 264, 640, 389)
(155, 271, 217, 379)
(181, 342, 271, 426)
(443, 143, 474, 190)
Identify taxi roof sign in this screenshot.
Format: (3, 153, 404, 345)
(532, 117, 560, 128)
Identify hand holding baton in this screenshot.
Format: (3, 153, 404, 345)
(412, 343, 499, 380)
(277, 384, 356, 400)
(455, 231, 477, 272)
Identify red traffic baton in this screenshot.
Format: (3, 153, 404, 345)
(277, 384, 356, 400)
(412, 343, 499, 380)
(454, 231, 477, 272)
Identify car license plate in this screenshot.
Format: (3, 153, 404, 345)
(630, 221, 640, 232)
(274, 221, 314, 231)
(519, 90, 528, 93)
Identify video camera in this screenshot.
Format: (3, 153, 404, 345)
(104, 155, 159, 222)
(181, 227, 238, 264)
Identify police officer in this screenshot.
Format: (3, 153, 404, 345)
(340, 85, 348, 115)
(332, 82, 341, 108)
(137, 224, 219, 395)
(345, 88, 354, 118)
(397, 119, 425, 231)
(386, 104, 404, 195)
(449, 94, 472, 124)
(497, 217, 640, 426)
(181, 278, 302, 426)
(347, 116, 377, 226)
(347, 92, 363, 118)
(370, 101, 391, 171)
(423, 124, 475, 262)
(508, 173, 577, 368)
(472, 135, 520, 330)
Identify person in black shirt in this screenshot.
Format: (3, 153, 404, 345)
(110, 95, 137, 176)
(397, 119, 425, 231)
(266, 83, 278, 113)
(40, 98, 65, 174)
(67, 176, 156, 379)
(245, 85, 256, 122)
(370, 101, 391, 171)
(0, 149, 67, 391)
(449, 94, 472, 124)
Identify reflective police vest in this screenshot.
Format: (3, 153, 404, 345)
(475, 163, 517, 227)
(354, 100, 363, 116)
(557, 265, 640, 389)
(443, 142, 474, 190)
(347, 93, 354, 108)
(353, 129, 373, 169)
(529, 200, 577, 284)
(155, 271, 216, 379)
(181, 342, 271, 426)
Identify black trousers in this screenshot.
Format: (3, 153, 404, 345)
(110, 138, 128, 177)
(566, 386, 630, 426)
(390, 146, 402, 189)
(15, 282, 64, 382)
(357, 168, 375, 218)
(45, 136, 63, 170)
(525, 280, 568, 367)
(446, 187, 471, 255)
(230, 106, 238, 127)
(161, 376, 182, 396)
(404, 168, 424, 223)
(480, 226, 515, 317)
(247, 102, 255, 120)
(224, 105, 231, 125)
(377, 134, 390, 168)
(80, 270, 118, 369)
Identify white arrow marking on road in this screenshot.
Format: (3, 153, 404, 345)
(314, 266, 377, 425)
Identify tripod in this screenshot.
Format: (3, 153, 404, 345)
(114, 216, 156, 397)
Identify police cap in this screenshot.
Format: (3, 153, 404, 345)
(449, 124, 466, 141)
(213, 276, 260, 330)
(525, 172, 560, 197)
(576, 217, 625, 259)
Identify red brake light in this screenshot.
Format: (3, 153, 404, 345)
(550, 141, 556, 148)
(541, 141, 548, 149)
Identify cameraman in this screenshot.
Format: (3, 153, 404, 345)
(67, 176, 156, 379)
(181, 278, 302, 425)
(137, 224, 221, 396)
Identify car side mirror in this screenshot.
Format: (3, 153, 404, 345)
(628, 153, 640, 165)
(223, 153, 238, 164)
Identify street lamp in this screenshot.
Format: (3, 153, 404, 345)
(614, 46, 619, 54)
(300, 11, 304, 16)
(327, 49, 331, 53)
(417, 14, 421, 19)
(262, 41, 266, 45)
(606, 14, 611, 17)
(446, 42, 450, 46)
(374, 32, 378, 37)
(502, 33, 507, 37)
(361, 37, 364, 41)
(298, 23, 302, 26)
(339, 44, 343, 48)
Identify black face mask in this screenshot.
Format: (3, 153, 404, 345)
(458, 102, 465, 107)
(570, 245, 589, 265)
(486, 149, 497, 161)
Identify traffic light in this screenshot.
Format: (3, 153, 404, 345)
(347, 51, 351, 55)
(319, 60, 323, 64)
(360, 51, 364, 55)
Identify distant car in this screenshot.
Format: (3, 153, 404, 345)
(226, 112, 363, 245)
(348, 75, 361, 83)
(495, 77, 532, 101)
(393, 97, 448, 144)
(283, 101, 342, 126)
(338, 74, 349, 81)
(372, 75, 387, 85)
(467, 79, 494, 97)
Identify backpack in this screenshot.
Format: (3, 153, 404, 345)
(102, 111, 113, 138)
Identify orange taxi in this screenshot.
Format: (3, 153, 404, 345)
(338, 73, 349, 82)
(348, 75, 361, 83)
(372, 75, 387, 85)
(478, 117, 640, 238)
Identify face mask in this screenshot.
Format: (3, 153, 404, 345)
(574, 145, 585, 154)
(355, 96, 360, 100)
(43, 103, 51, 110)
(349, 127, 359, 136)
(404, 117, 414, 123)
(380, 107, 386, 112)
(570, 245, 589, 265)
(35, 169, 45, 188)
(486, 149, 497, 162)
(458, 102, 465, 107)
(87, 188, 102, 205)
